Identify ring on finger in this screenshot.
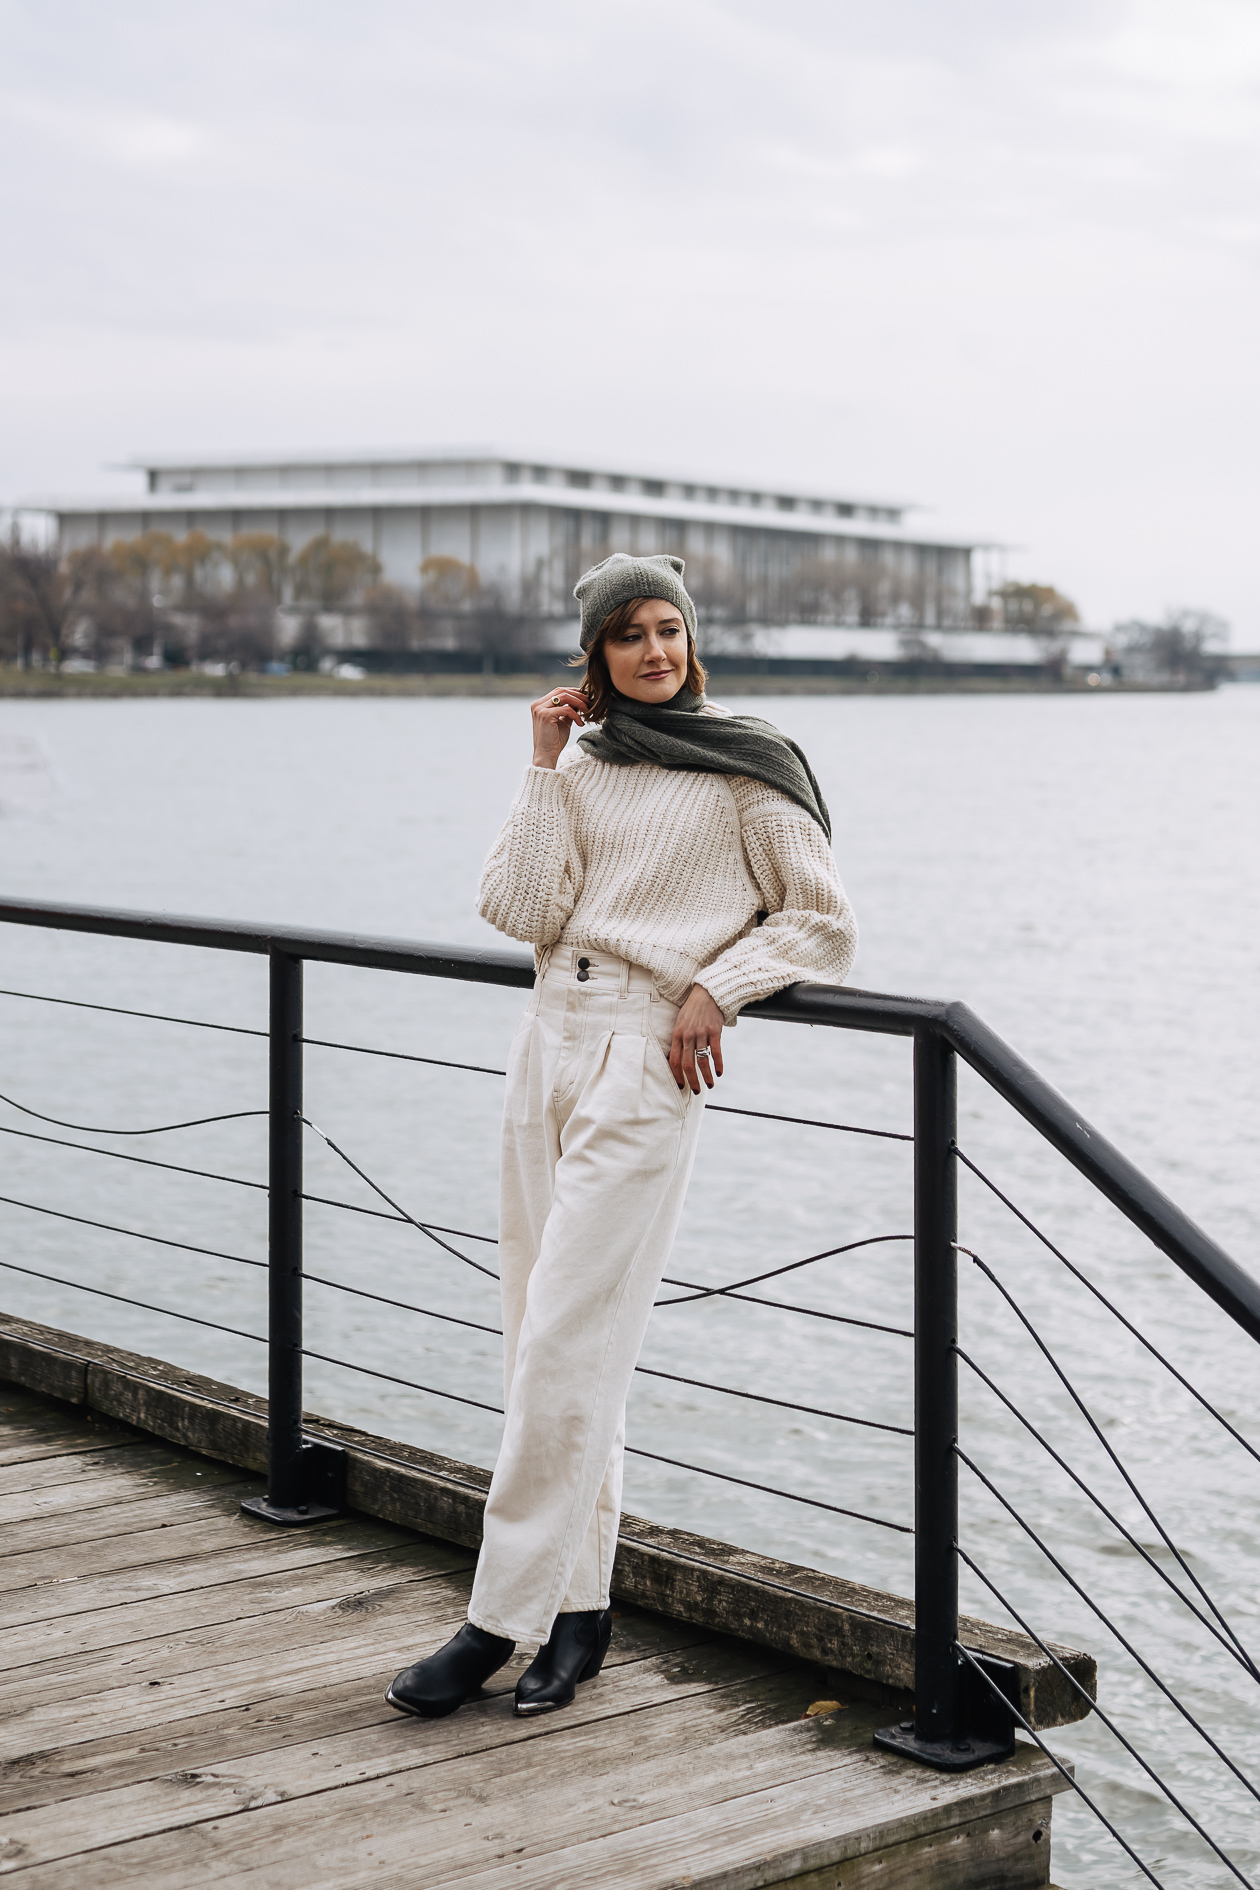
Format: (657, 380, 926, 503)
(695, 1046, 712, 1061)
(551, 696, 563, 705)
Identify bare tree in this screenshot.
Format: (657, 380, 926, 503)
(1114, 610, 1227, 687)
(985, 582, 1080, 633)
(292, 534, 381, 610)
(362, 583, 422, 652)
(0, 530, 102, 668)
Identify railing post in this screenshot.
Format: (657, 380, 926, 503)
(242, 949, 344, 1526)
(875, 1025, 1014, 1769)
(913, 1023, 960, 1737)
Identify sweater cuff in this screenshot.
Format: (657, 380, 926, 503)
(516, 763, 567, 804)
(692, 966, 768, 1026)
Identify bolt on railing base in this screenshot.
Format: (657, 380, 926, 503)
(872, 1721, 1015, 1772)
(240, 1493, 341, 1527)
(241, 1435, 347, 1527)
(874, 1648, 1019, 1771)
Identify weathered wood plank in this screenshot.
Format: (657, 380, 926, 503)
(0, 1502, 409, 1602)
(0, 1331, 86, 1406)
(0, 1560, 480, 1715)
(446, 1754, 1064, 1890)
(2, 1692, 1065, 1890)
(0, 1666, 828, 1881)
(0, 1627, 747, 1866)
(0, 1604, 694, 1813)
(0, 1364, 1082, 1890)
(0, 1436, 225, 1496)
(0, 1539, 471, 1676)
(0, 1522, 423, 1631)
(756, 1797, 1054, 1890)
(0, 1426, 136, 1468)
(0, 1483, 261, 1563)
(0, 1314, 1097, 1728)
(0, 1591, 692, 1718)
(0, 1581, 477, 1756)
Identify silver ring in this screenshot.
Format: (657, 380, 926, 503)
(695, 1047, 712, 1061)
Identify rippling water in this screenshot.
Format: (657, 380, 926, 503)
(0, 688, 1257, 1887)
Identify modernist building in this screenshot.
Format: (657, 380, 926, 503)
(36, 446, 978, 631)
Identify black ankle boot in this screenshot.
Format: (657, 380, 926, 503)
(514, 1608, 612, 1716)
(386, 1622, 515, 1719)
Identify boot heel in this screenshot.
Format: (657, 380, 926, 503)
(578, 1643, 608, 1683)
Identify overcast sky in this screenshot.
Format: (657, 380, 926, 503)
(3, 0, 1258, 638)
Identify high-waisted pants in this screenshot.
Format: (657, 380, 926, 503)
(466, 944, 706, 1646)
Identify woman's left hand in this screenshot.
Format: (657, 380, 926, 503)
(670, 985, 726, 1094)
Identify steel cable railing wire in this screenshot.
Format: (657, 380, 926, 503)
(0, 1076, 912, 1529)
(955, 1143, 1260, 1469)
(0, 990, 914, 1142)
(301, 1116, 500, 1282)
(0, 1193, 265, 1269)
(0, 1120, 270, 1195)
(4, 1128, 911, 1336)
(956, 1448, 1260, 1806)
(957, 1546, 1255, 1889)
(0, 1107, 911, 1430)
(632, 1365, 911, 1437)
(0, 1255, 265, 1346)
(0, 1116, 498, 1252)
(0, 1174, 909, 1445)
(297, 1276, 910, 1436)
(654, 1233, 913, 1307)
(660, 1275, 913, 1339)
(959, 1243, 1259, 1682)
(296, 1345, 911, 1533)
(0, 1087, 266, 1138)
(953, 1641, 1168, 1890)
(299, 1111, 915, 1332)
(0, 1101, 909, 1341)
(705, 1102, 910, 1142)
(303, 1274, 504, 1337)
(623, 1445, 910, 1533)
(957, 1339, 1260, 1682)
(0, 986, 267, 1038)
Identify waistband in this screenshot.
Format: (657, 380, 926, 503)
(536, 943, 662, 997)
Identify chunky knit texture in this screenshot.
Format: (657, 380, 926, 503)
(573, 552, 695, 649)
(476, 751, 858, 1022)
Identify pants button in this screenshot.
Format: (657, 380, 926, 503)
(576, 969, 590, 982)
(577, 957, 590, 969)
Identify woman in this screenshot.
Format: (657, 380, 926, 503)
(387, 552, 857, 1721)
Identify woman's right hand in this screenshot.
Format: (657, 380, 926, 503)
(531, 687, 588, 769)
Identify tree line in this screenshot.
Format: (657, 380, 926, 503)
(0, 531, 528, 672)
(0, 529, 1229, 683)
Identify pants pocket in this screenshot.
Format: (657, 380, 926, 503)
(641, 1024, 691, 1119)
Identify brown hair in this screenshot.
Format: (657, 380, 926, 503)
(571, 596, 707, 722)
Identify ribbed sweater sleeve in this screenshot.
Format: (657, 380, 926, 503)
(476, 765, 581, 946)
(695, 799, 858, 1023)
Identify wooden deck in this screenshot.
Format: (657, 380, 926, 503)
(0, 1384, 1068, 1888)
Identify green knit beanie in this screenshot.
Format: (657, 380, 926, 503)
(574, 552, 697, 651)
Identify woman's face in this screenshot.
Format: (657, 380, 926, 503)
(601, 598, 689, 703)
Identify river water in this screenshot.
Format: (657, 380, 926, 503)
(0, 688, 1256, 1886)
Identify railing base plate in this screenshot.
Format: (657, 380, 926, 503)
(240, 1495, 340, 1528)
(872, 1722, 1015, 1771)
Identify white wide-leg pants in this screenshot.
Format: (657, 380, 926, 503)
(467, 945, 706, 1646)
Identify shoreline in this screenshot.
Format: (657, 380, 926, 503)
(0, 667, 1215, 700)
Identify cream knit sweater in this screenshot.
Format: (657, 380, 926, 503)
(476, 746, 858, 1022)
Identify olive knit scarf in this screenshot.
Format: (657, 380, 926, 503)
(579, 687, 831, 842)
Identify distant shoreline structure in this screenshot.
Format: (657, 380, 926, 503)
(11, 446, 1233, 687)
(0, 665, 1228, 701)
(22, 443, 982, 632)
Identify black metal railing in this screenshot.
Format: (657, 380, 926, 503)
(1, 893, 1258, 1887)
